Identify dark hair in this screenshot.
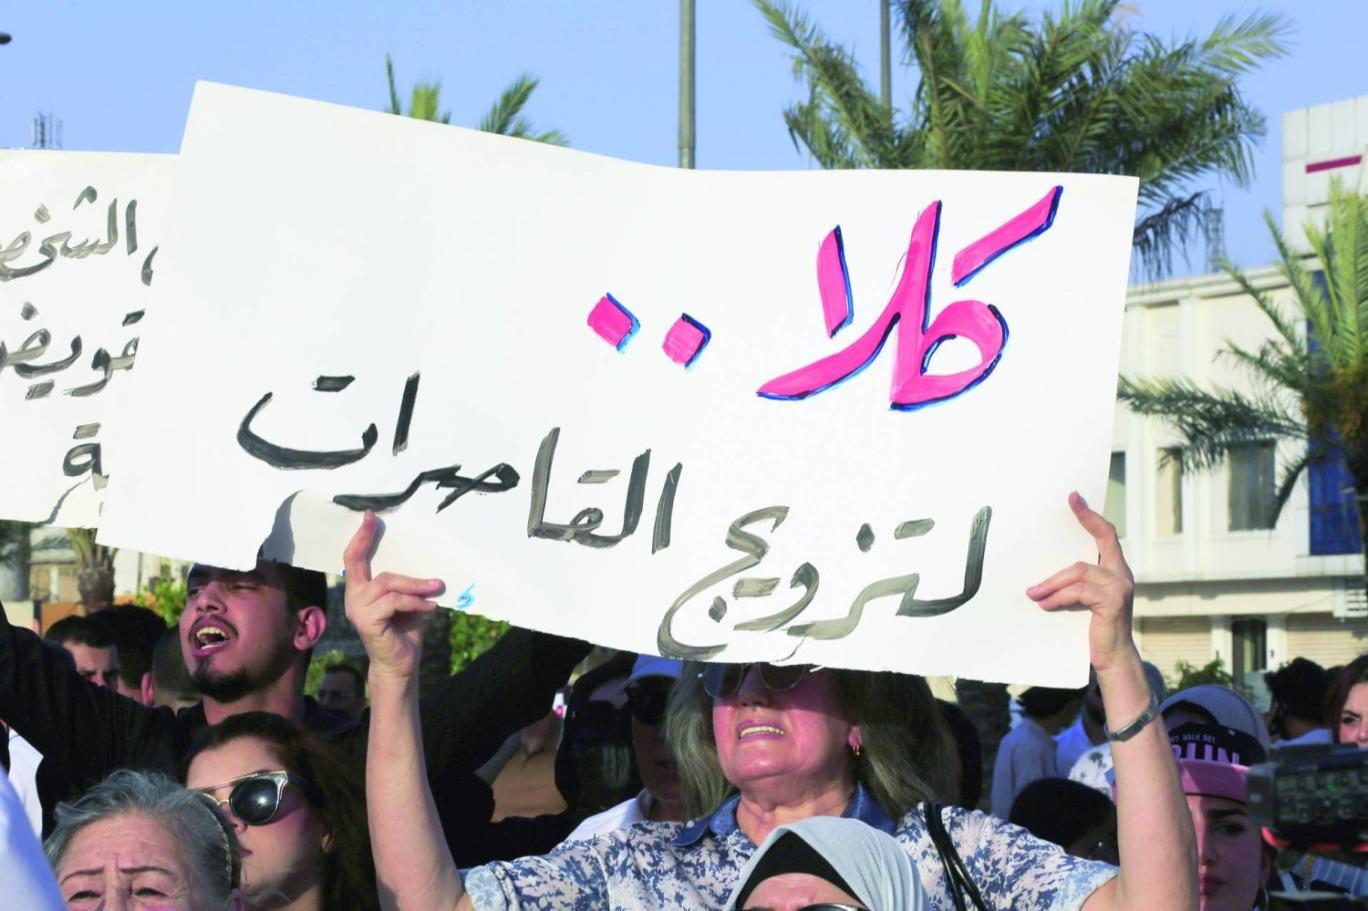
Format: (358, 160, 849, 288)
(1018, 686, 1085, 720)
(323, 663, 365, 695)
(272, 562, 328, 615)
(152, 625, 198, 706)
(186, 712, 378, 911)
(555, 651, 638, 813)
(1265, 657, 1330, 723)
(91, 605, 168, 690)
(667, 664, 955, 821)
(1009, 778, 1115, 849)
(936, 699, 982, 808)
(1327, 654, 1368, 741)
(44, 615, 114, 649)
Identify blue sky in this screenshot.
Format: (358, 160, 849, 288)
(4, 1, 1365, 275)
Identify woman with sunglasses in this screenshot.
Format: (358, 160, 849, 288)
(185, 711, 379, 911)
(348, 495, 1196, 910)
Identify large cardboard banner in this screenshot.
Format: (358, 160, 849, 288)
(98, 83, 1137, 684)
(0, 152, 171, 527)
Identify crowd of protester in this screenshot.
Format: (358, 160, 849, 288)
(0, 496, 1364, 910)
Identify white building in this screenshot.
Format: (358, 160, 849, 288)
(1122, 94, 1368, 690)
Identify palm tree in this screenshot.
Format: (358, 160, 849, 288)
(754, 0, 1287, 275)
(753, 0, 1288, 803)
(67, 528, 115, 612)
(1120, 183, 1367, 591)
(384, 55, 568, 145)
(0, 520, 31, 602)
(385, 55, 567, 694)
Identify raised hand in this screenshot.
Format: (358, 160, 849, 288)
(1026, 491, 1136, 673)
(342, 512, 445, 685)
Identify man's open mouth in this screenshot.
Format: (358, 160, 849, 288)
(191, 624, 233, 655)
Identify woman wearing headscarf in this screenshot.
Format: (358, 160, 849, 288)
(727, 816, 925, 910)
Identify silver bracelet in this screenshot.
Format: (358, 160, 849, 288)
(1103, 691, 1160, 742)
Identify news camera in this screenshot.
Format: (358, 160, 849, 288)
(1248, 742, 1368, 911)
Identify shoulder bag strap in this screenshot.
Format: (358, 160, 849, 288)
(923, 801, 989, 911)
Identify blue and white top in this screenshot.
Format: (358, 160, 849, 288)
(465, 784, 1117, 910)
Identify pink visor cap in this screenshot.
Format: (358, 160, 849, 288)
(1178, 758, 1250, 803)
(1169, 722, 1266, 804)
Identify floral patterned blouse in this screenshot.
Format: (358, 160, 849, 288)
(464, 784, 1117, 910)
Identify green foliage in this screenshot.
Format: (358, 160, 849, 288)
(385, 54, 567, 145)
(754, 0, 1288, 276)
(148, 578, 188, 626)
(1171, 657, 1234, 691)
(1120, 182, 1368, 586)
(448, 611, 509, 675)
(0, 520, 28, 562)
(305, 648, 350, 697)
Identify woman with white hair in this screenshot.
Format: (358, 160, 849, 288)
(44, 769, 243, 910)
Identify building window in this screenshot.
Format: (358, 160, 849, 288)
(1231, 617, 1267, 688)
(1308, 446, 1362, 556)
(1157, 448, 1184, 536)
(1104, 452, 1126, 537)
(1228, 442, 1276, 531)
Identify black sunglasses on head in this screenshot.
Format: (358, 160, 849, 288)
(699, 663, 818, 700)
(199, 770, 310, 827)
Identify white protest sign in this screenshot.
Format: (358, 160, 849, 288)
(99, 83, 1137, 685)
(0, 151, 171, 527)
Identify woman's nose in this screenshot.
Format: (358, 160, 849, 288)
(736, 666, 770, 705)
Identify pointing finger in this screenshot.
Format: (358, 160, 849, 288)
(1069, 491, 1122, 567)
(343, 512, 378, 585)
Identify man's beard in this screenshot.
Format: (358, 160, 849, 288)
(192, 665, 257, 702)
(191, 640, 296, 703)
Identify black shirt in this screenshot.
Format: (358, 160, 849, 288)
(0, 611, 588, 864)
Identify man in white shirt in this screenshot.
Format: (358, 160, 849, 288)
(0, 743, 63, 910)
(564, 655, 684, 841)
(1055, 670, 1106, 773)
(5, 725, 43, 836)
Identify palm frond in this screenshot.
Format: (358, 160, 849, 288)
(756, 0, 893, 167)
(385, 54, 402, 115)
(478, 75, 569, 146)
(1117, 376, 1307, 471)
(479, 74, 537, 135)
(1197, 11, 1293, 76)
(1270, 446, 1312, 523)
(758, 0, 1286, 277)
(1130, 193, 1207, 279)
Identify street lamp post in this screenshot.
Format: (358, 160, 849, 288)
(679, 0, 695, 169)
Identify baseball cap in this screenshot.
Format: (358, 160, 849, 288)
(1169, 721, 1267, 804)
(627, 655, 682, 686)
(1161, 684, 1272, 752)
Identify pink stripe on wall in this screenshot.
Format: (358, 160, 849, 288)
(1305, 155, 1362, 174)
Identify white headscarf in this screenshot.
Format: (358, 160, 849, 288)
(728, 816, 927, 910)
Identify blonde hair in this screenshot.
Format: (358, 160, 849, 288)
(665, 663, 955, 821)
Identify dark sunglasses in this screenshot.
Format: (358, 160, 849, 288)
(699, 663, 818, 700)
(626, 685, 670, 726)
(199, 770, 310, 827)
